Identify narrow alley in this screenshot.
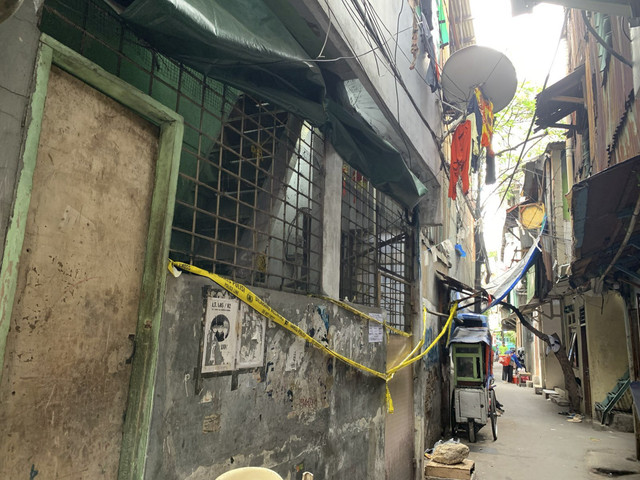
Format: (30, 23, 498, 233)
(3, 1, 640, 479)
(464, 369, 638, 480)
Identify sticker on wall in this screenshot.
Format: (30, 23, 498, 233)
(202, 296, 239, 373)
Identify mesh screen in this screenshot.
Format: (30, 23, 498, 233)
(340, 165, 413, 331)
(41, 0, 324, 293)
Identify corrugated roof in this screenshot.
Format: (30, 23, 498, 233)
(448, 0, 476, 51)
(535, 64, 586, 131)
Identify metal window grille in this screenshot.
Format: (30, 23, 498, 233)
(41, 0, 324, 294)
(340, 164, 413, 331)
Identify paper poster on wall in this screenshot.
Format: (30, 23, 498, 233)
(236, 302, 266, 369)
(368, 313, 384, 343)
(202, 295, 239, 373)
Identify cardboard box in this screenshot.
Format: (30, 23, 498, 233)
(425, 459, 475, 480)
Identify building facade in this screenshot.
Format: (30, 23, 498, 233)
(0, 1, 478, 478)
(505, 2, 640, 450)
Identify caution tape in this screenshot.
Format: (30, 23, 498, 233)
(311, 294, 411, 338)
(387, 302, 457, 375)
(168, 260, 457, 413)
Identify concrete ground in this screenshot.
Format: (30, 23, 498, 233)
(458, 372, 640, 480)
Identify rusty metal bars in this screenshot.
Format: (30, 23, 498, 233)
(41, 0, 324, 295)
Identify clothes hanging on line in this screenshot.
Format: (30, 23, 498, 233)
(475, 87, 495, 156)
(466, 101, 481, 173)
(465, 87, 496, 181)
(414, 0, 440, 91)
(448, 120, 471, 200)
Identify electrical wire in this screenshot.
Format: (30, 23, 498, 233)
(497, 8, 569, 211)
(338, 0, 453, 181)
(316, 0, 333, 59)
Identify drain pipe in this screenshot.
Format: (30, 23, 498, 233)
(566, 137, 574, 194)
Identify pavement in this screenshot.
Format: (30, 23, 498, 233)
(455, 365, 640, 480)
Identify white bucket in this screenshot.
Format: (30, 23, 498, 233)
(215, 467, 284, 480)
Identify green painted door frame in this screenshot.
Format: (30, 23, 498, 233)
(0, 34, 184, 480)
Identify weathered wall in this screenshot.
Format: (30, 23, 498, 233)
(385, 335, 414, 480)
(567, 9, 639, 172)
(146, 273, 387, 480)
(418, 242, 448, 464)
(540, 303, 564, 390)
(585, 292, 629, 413)
(0, 1, 42, 259)
(305, 0, 442, 185)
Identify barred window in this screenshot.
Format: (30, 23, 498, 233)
(41, 0, 324, 294)
(340, 165, 414, 331)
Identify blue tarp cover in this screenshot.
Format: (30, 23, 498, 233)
(483, 216, 546, 309)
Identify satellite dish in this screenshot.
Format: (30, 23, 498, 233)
(441, 46, 517, 113)
(0, 0, 24, 24)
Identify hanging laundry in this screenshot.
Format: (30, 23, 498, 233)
(414, 0, 440, 91)
(409, 5, 420, 70)
(475, 87, 495, 156)
(420, 0, 434, 31)
(466, 92, 483, 172)
(448, 120, 472, 200)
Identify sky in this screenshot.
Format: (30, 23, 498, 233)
(470, 0, 567, 86)
(468, 1, 566, 266)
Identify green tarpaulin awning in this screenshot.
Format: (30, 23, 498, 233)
(118, 0, 427, 208)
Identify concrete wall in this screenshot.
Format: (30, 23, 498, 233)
(419, 241, 449, 454)
(146, 274, 387, 480)
(540, 303, 564, 390)
(584, 292, 629, 413)
(0, 1, 42, 260)
(314, 0, 443, 184)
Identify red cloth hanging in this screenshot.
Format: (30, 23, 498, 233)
(448, 120, 472, 200)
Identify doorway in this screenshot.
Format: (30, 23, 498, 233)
(0, 37, 183, 479)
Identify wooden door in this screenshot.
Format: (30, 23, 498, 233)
(0, 66, 158, 479)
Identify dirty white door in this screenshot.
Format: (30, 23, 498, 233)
(385, 335, 415, 479)
(0, 66, 158, 478)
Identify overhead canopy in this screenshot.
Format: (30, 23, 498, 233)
(448, 327, 492, 347)
(326, 100, 428, 207)
(535, 64, 586, 132)
(117, 0, 427, 208)
(484, 217, 545, 309)
(570, 154, 640, 283)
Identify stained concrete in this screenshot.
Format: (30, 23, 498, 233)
(455, 366, 637, 480)
(0, 0, 42, 258)
(147, 273, 387, 480)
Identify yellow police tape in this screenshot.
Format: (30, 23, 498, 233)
(311, 295, 411, 338)
(168, 260, 457, 413)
